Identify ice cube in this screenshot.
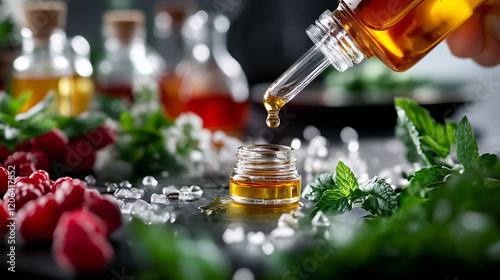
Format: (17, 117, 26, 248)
(180, 186, 191, 192)
(190, 185, 203, 197)
(278, 213, 297, 227)
(311, 211, 330, 227)
(120, 201, 135, 215)
(130, 187, 145, 199)
(106, 183, 119, 193)
(142, 176, 158, 187)
(179, 191, 194, 201)
(84, 175, 97, 185)
(150, 193, 170, 205)
(162, 185, 179, 195)
(247, 231, 266, 245)
(119, 180, 132, 189)
(222, 227, 245, 244)
(131, 199, 152, 219)
(142, 206, 171, 224)
(270, 225, 295, 239)
(114, 188, 133, 199)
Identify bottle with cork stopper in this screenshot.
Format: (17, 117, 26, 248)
(96, 9, 165, 104)
(263, 0, 487, 128)
(153, 0, 197, 119)
(12, 1, 74, 116)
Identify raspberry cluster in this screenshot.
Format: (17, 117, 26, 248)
(0, 125, 115, 177)
(0, 168, 121, 273)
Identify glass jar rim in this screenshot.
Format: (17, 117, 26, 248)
(238, 144, 293, 153)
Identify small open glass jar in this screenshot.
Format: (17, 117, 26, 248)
(230, 144, 301, 205)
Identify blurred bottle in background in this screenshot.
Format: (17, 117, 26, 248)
(179, 11, 250, 137)
(67, 35, 94, 115)
(12, 1, 74, 116)
(95, 9, 164, 104)
(153, 0, 197, 119)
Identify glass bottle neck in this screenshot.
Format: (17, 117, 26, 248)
(306, 9, 365, 72)
(21, 29, 67, 55)
(265, 8, 366, 102)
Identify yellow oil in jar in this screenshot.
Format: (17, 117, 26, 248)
(230, 178, 301, 205)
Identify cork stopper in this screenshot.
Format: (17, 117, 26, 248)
(103, 10, 145, 45)
(154, 1, 197, 29)
(23, 1, 67, 39)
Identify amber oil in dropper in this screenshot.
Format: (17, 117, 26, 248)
(229, 144, 301, 205)
(264, 0, 487, 128)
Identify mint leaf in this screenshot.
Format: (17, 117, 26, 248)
(456, 116, 482, 171)
(311, 189, 351, 216)
(336, 161, 359, 196)
(401, 166, 452, 199)
(303, 172, 338, 202)
(360, 177, 397, 216)
(395, 98, 452, 166)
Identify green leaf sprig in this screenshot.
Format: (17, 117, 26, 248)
(308, 161, 398, 217)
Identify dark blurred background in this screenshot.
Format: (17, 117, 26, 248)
(62, 0, 335, 86)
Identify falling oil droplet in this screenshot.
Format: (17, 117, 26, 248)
(266, 114, 280, 128)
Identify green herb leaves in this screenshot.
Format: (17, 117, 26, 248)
(361, 177, 398, 216)
(308, 161, 397, 217)
(0, 92, 56, 150)
(395, 98, 455, 167)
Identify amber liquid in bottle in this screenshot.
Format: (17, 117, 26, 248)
(12, 76, 73, 116)
(229, 178, 301, 205)
(158, 72, 185, 119)
(72, 75, 94, 115)
(264, 0, 486, 128)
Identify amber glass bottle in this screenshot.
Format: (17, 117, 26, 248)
(264, 0, 487, 128)
(12, 1, 74, 115)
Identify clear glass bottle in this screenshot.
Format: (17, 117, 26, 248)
(230, 144, 301, 205)
(179, 11, 250, 137)
(12, 1, 74, 116)
(96, 9, 164, 104)
(68, 35, 94, 115)
(263, 0, 487, 128)
(153, 1, 197, 119)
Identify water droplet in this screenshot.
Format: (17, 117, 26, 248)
(142, 176, 158, 187)
(84, 175, 96, 185)
(106, 183, 118, 193)
(119, 180, 132, 189)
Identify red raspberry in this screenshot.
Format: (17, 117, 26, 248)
(16, 177, 50, 195)
(3, 183, 43, 211)
(3, 151, 36, 177)
(51, 177, 73, 192)
(30, 150, 51, 172)
(17, 193, 61, 243)
(52, 209, 113, 272)
(29, 169, 51, 183)
(0, 167, 8, 194)
(84, 193, 122, 235)
(31, 128, 69, 161)
(0, 202, 9, 241)
(0, 143, 9, 164)
(71, 125, 116, 150)
(54, 179, 87, 211)
(14, 140, 31, 153)
(60, 140, 97, 172)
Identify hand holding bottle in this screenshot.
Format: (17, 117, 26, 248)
(447, 0, 500, 67)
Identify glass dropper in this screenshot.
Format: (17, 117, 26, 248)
(263, 9, 365, 128)
(265, 44, 330, 102)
